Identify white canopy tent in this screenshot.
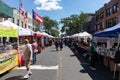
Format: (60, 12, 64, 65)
(0, 20, 18, 37)
(78, 31, 92, 38)
(41, 32, 49, 37)
(19, 27, 33, 36)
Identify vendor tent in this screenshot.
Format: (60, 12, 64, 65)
(93, 23, 120, 37)
(0, 20, 18, 37)
(79, 31, 92, 37)
(19, 27, 33, 36)
(71, 33, 79, 38)
(48, 35, 54, 38)
(34, 31, 43, 37)
(41, 32, 49, 37)
(78, 31, 92, 39)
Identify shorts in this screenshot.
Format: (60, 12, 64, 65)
(25, 60, 31, 67)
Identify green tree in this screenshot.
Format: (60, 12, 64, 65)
(60, 12, 89, 35)
(43, 16, 59, 34)
(50, 29, 60, 37)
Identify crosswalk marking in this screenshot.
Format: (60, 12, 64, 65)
(17, 65, 59, 70)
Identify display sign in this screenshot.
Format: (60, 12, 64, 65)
(0, 50, 18, 74)
(0, 26, 18, 37)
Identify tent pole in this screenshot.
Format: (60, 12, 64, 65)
(117, 33, 120, 48)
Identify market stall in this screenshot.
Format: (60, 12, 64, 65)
(48, 35, 54, 46)
(0, 20, 18, 74)
(19, 27, 33, 44)
(93, 22, 120, 37)
(41, 32, 49, 47)
(93, 22, 120, 75)
(34, 31, 43, 53)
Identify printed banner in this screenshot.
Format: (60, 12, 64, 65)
(0, 26, 18, 37)
(0, 50, 18, 74)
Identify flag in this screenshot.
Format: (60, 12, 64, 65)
(20, 3, 24, 14)
(19, 3, 27, 24)
(32, 10, 43, 25)
(23, 12, 27, 24)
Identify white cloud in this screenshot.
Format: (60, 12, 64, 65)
(34, 0, 62, 11)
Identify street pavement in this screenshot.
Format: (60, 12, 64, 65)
(0, 45, 117, 80)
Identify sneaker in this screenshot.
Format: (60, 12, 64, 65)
(23, 74, 29, 79)
(90, 67, 96, 70)
(28, 71, 32, 75)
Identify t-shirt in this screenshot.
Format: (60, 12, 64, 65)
(32, 42, 38, 53)
(24, 44, 33, 61)
(90, 45, 96, 56)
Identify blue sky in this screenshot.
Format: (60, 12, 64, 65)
(3, 0, 110, 23)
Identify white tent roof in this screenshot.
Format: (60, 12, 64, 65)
(48, 35, 54, 38)
(0, 20, 18, 29)
(19, 27, 33, 36)
(41, 32, 49, 36)
(0, 20, 18, 37)
(0, 20, 33, 36)
(79, 31, 91, 37)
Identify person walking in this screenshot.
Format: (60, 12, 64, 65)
(32, 40, 38, 64)
(59, 39, 63, 51)
(23, 39, 33, 78)
(89, 42, 97, 70)
(54, 39, 59, 51)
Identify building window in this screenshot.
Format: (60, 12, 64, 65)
(28, 26, 31, 29)
(25, 24, 27, 28)
(112, 3, 119, 14)
(106, 7, 112, 16)
(21, 21, 23, 27)
(96, 15, 99, 21)
(110, 8, 112, 15)
(4, 18, 8, 20)
(11, 18, 14, 23)
(106, 18, 116, 28)
(106, 19, 112, 28)
(96, 23, 102, 31)
(100, 12, 104, 20)
(17, 19, 19, 26)
(106, 9, 109, 16)
(112, 17, 116, 26)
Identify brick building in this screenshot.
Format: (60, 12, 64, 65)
(95, 0, 120, 32)
(85, 14, 95, 34)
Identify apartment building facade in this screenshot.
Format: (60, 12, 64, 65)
(1, 8, 40, 31)
(95, 0, 120, 31)
(26, 12, 33, 30)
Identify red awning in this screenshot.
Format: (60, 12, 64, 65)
(34, 31, 43, 37)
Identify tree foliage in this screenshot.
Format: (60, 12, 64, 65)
(50, 29, 60, 37)
(43, 16, 59, 36)
(60, 12, 89, 35)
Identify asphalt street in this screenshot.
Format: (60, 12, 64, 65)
(0, 45, 116, 80)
